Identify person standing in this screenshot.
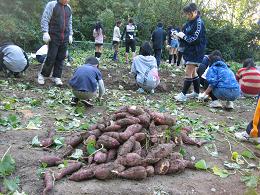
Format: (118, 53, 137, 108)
(38, 0, 73, 86)
(174, 3, 206, 101)
(112, 20, 122, 62)
(151, 22, 167, 67)
(93, 22, 105, 61)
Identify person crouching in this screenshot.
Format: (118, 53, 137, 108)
(69, 57, 105, 106)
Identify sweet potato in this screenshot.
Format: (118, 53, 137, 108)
(69, 167, 95, 181)
(133, 132, 146, 142)
(41, 138, 53, 148)
(183, 160, 195, 169)
(114, 106, 129, 114)
(149, 121, 158, 143)
(146, 143, 175, 160)
(43, 170, 53, 195)
(120, 124, 142, 141)
(116, 166, 147, 180)
(47, 129, 56, 138)
(127, 106, 144, 116)
(96, 135, 120, 149)
(167, 159, 186, 174)
(55, 162, 82, 180)
(169, 152, 183, 161)
(132, 141, 142, 156)
(103, 124, 122, 132)
(40, 156, 62, 167)
(106, 149, 117, 162)
(94, 163, 125, 180)
(118, 136, 136, 156)
(111, 112, 131, 121)
(181, 131, 202, 147)
(149, 112, 176, 126)
(116, 117, 140, 127)
(67, 135, 83, 148)
(146, 166, 155, 177)
(117, 153, 142, 167)
(88, 156, 93, 164)
(62, 145, 74, 158)
(81, 129, 101, 140)
(154, 159, 170, 175)
(97, 124, 106, 131)
(88, 124, 98, 131)
(94, 151, 107, 164)
(103, 132, 122, 143)
(137, 112, 151, 128)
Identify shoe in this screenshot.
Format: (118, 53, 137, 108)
(37, 73, 45, 85)
(137, 88, 145, 94)
(209, 100, 222, 108)
(235, 131, 260, 144)
(186, 91, 199, 99)
(66, 62, 71, 67)
(174, 92, 187, 102)
(52, 77, 63, 86)
(81, 100, 94, 107)
(71, 97, 79, 106)
(150, 89, 155, 94)
(225, 101, 234, 109)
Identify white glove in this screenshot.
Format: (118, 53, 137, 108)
(198, 92, 209, 100)
(69, 35, 73, 44)
(176, 32, 185, 39)
(43, 32, 51, 43)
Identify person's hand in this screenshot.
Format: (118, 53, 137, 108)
(69, 35, 73, 44)
(176, 32, 185, 39)
(43, 32, 51, 43)
(198, 92, 208, 100)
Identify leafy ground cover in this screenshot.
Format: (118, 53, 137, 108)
(0, 49, 259, 194)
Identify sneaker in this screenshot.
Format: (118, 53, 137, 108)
(150, 89, 155, 94)
(71, 97, 79, 106)
(235, 131, 260, 144)
(209, 100, 222, 108)
(174, 92, 187, 102)
(66, 62, 72, 67)
(37, 73, 45, 85)
(137, 88, 145, 94)
(225, 101, 234, 109)
(186, 91, 199, 99)
(52, 77, 63, 86)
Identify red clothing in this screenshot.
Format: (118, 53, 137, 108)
(236, 67, 260, 95)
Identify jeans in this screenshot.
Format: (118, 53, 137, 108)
(213, 88, 240, 101)
(154, 49, 162, 67)
(72, 89, 97, 100)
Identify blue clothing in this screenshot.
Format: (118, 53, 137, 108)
(170, 39, 179, 48)
(182, 15, 206, 63)
(69, 64, 102, 92)
(197, 55, 210, 77)
(206, 60, 240, 90)
(151, 27, 167, 49)
(212, 87, 240, 101)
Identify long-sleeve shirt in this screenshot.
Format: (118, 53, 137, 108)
(113, 26, 121, 42)
(93, 28, 104, 44)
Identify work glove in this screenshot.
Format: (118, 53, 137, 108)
(69, 35, 73, 44)
(198, 92, 209, 101)
(43, 32, 51, 43)
(176, 32, 185, 39)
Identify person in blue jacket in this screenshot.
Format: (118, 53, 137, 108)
(174, 3, 206, 101)
(198, 51, 240, 109)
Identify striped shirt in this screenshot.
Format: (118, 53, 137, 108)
(236, 67, 260, 95)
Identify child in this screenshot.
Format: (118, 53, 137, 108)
(167, 26, 179, 65)
(199, 51, 240, 109)
(69, 57, 105, 106)
(112, 20, 122, 61)
(131, 41, 160, 93)
(235, 94, 260, 143)
(93, 22, 105, 61)
(236, 58, 260, 96)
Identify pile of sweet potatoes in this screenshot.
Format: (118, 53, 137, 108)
(38, 106, 203, 194)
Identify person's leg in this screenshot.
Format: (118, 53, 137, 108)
(169, 48, 173, 64)
(192, 67, 200, 94)
(125, 41, 130, 64)
(131, 41, 136, 61)
(52, 42, 67, 83)
(177, 51, 183, 66)
(173, 48, 177, 64)
(154, 49, 161, 67)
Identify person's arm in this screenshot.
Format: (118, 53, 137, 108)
(93, 29, 97, 38)
(131, 59, 137, 76)
(68, 5, 73, 36)
(117, 27, 121, 40)
(41, 2, 55, 33)
(121, 26, 126, 40)
(206, 67, 219, 88)
(98, 79, 105, 97)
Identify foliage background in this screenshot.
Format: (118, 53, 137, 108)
(0, 0, 259, 61)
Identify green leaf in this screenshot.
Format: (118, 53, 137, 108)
(241, 175, 260, 188)
(87, 140, 96, 155)
(4, 103, 12, 110)
(80, 123, 89, 130)
(212, 166, 229, 178)
(0, 154, 16, 176)
(31, 136, 41, 147)
(242, 150, 255, 159)
(0, 118, 8, 126)
(223, 161, 240, 170)
(179, 147, 186, 156)
(3, 177, 20, 192)
(255, 144, 260, 150)
(70, 149, 83, 159)
(195, 159, 208, 170)
(53, 136, 65, 150)
(7, 114, 20, 128)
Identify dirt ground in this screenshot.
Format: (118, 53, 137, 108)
(0, 61, 259, 195)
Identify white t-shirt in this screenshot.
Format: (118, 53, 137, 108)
(113, 26, 121, 42)
(36, 45, 48, 56)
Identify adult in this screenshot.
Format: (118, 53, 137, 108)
(121, 18, 137, 64)
(236, 58, 260, 96)
(151, 22, 167, 67)
(38, 0, 73, 86)
(112, 20, 122, 61)
(131, 42, 160, 94)
(93, 22, 105, 61)
(174, 3, 206, 101)
(0, 41, 29, 77)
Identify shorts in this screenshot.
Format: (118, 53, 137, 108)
(125, 39, 136, 53)
(185, 61, 201, 67)
(95, 43, 103, 47)
(170, 39, 179, 48)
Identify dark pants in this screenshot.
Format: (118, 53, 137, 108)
(154, 49, 162, 67)
(41, 41, 67, 78)
(201, 77, 217, 101)
(36, 54, 47, 64)
(177, 51, 183, 66)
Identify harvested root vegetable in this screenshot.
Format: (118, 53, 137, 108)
(149, 112, 176, 126)
(88, 124, 98, 131)
(97, 135, 120, 149)
(47, 129, 56, 138)
(149, 121, 158, 143)
(114, 106, 128, 114)
(81, 129, 101, 139)
(146, 166, 154, 177)
(118, 136, 136, 156)
(116, 166, 147, 180)
(55, 162, 82, 180)
(181, 131, 202, 147)
(169, 152, 183, 161)
(167, 159, 186, 174)
(41, 138, 53, 148)
(120, 124, 142, 141)
(146, 143, 175, 160)
(103, 124, 122, 132)
(132, 141, 142, 156)
(133, 132, 146, 142)
(62, 145, 74, 158)
(69, 167, 95, 181)
(103, 132, 122, 143)
(154, 159, 170, 175)
(67, 135, 83, 148)
(183, 160, 195, 169)
(40, 156, 62, 167)
(127, 106, 144, 116)
(116, 117, 140, 127)
(94, 163, 125, 180)
(94, 151, 107, 164)
(112, 112, 131, 121)
(43, 170, 54, 195)
(118, 153, 142, 167)
(97, 124, 106, 131)
(106, 149, 117, 162)
(137, 112, 151, 128)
